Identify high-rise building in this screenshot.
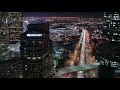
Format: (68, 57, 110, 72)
(20, 23, 53, 78)
(103, 12, 120, 41)
(0, 12, 22, 61)
(0, 12, 9, 60)
(7, 12, 23, 42)
(94, 12, 120, 78)
(0, 12, 23, 78)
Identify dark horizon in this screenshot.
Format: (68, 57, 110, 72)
(23, 12, 104, 18)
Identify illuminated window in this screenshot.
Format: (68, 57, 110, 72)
(111, 62, 117, 67)
(112, 39, 115, 41)
(37, 57, 41, 59)
(27, 57, 30, 59)
(32, 57, 36, 60)
(100, 61, 104, 65)
(108, 15, 111, 18)
(25, 68, 27, 70)
(27, 34, 42, 37)
(39, 41, 42, 44)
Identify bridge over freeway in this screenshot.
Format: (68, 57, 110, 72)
(56, 63, 100, 75)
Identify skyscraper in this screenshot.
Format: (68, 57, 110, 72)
(7, 12, 22, 42)
(94, 12, 120, 78)
(0, 12, 22, 61)
(103, 12, 120, 41)
(0, 12, 9, 60)
(20, 23, 53, 78)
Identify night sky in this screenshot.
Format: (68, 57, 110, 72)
(23, 12, 104, 18)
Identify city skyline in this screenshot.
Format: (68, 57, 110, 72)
(1, 12, 120, 78)
(0, 12, 104, 78)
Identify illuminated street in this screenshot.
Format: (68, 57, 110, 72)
(77, 29, 86, 78)
(57, 28, 99, 78)
(56, 28, 83, 78)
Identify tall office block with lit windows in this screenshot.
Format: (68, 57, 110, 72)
(0, 12, 9, 60)
(7, 12, 22, 42)
(0, 12, 22, 60)
(94, 12, 120, 78)
(20, 23, 53, 78)
(103, 12, 120, 41)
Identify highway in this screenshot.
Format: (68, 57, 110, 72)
(56, 28, 99, 78)
(76, 29, 87, 66)
(77, 29, 86, 78)
(56, 28, 83, 78)
(80, 29, 86, 65)
(63, 29, 83, 67)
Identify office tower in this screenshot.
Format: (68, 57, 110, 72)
(94, 12, 120, 78)
(7, 12, 22, 42)
(20, 23, 53, 78)
(103, 12, 120, 41)
(0, 12, 22, 78)
(0, 12, 9, 60)
(0, 12, 22, 60)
